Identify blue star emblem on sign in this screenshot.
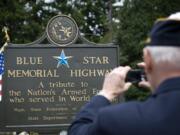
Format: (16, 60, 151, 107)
(53, 50, 73, 68)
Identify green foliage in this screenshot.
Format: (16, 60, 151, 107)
(0, 0, 116, 45)
(116, 0, 180, 100)
(72, 0, 118, 42)
(0, 0, 53, 44)
(117, 0, 180, 66)
(125, 86, 151, 101)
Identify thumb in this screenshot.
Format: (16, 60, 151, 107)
(124, 82, 132, 91)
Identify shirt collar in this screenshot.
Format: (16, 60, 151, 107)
(153, 77, 180, 96)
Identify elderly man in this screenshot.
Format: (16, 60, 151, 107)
(68, 13, 180, 135)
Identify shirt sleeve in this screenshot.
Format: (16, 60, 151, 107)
(68, 95, 111, 135)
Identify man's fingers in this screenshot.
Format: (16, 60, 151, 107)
(110, 66, 131, 76)
(101, 66, 133, 101)
(124, 82, 132, 90)
(137, 62, 146, 68)
(116, 66, 131, 77)
(138, 81, 151, 89)
(124, 66, 131, 73)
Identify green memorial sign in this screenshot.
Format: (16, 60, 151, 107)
(0, 15, 119, 134)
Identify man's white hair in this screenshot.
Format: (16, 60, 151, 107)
(169, 12, 180, 20)
(146, 46, 180, 69)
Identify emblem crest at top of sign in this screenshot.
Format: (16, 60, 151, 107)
(46, 15, 79, 46)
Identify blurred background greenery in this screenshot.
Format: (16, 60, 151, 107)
(0, 0, 180, 104)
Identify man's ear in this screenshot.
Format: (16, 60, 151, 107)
(143, 48, 153, 73)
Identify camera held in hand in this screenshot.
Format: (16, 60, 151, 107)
(125, 69, 147, 84)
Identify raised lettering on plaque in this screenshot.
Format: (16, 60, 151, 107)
(2, 46, 118, 131)
(0, 15, 119, 133)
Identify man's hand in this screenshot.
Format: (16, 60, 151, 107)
(98, 66, 132, 101)
(137, 62, 151, 89)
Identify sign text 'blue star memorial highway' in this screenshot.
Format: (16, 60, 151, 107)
(0, 15, 119, 133)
